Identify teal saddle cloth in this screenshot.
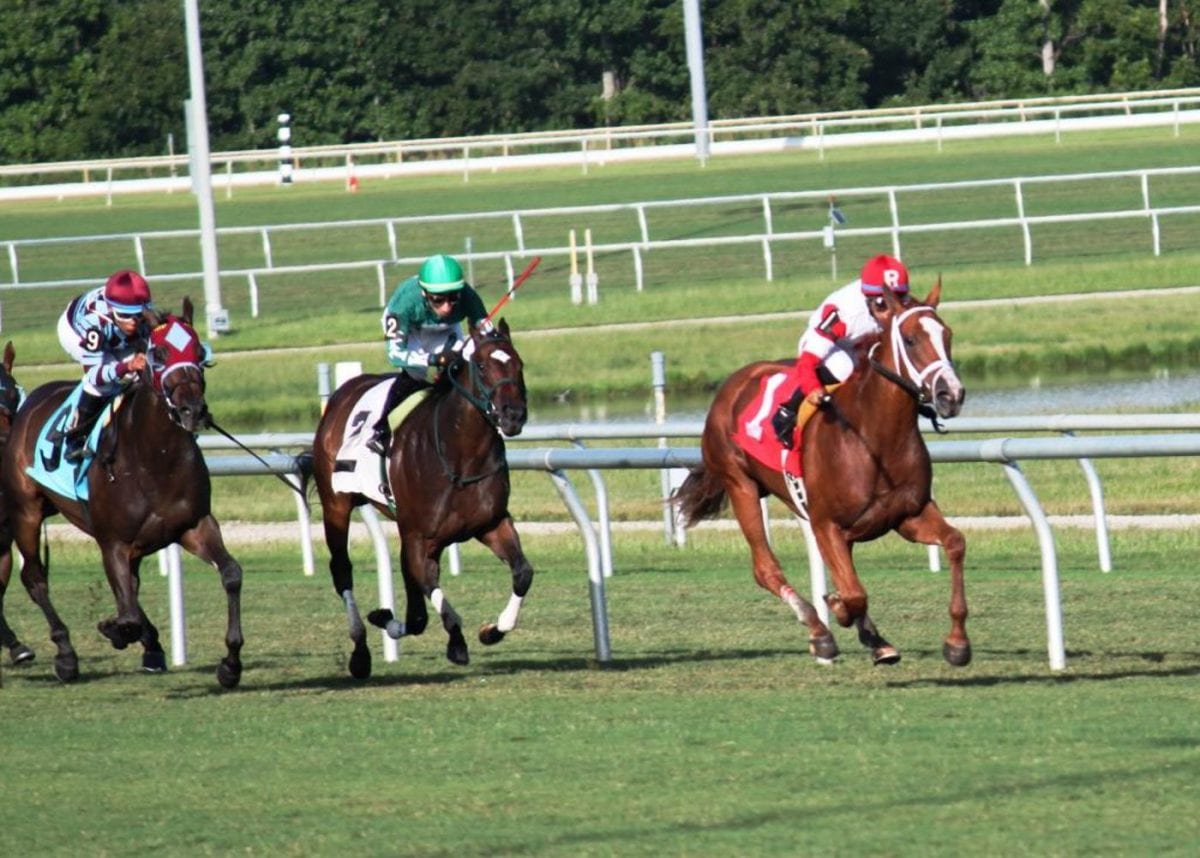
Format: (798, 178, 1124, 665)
(25, 383, 116, 503)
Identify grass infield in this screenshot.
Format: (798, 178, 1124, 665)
(1, 529, 1198, 855)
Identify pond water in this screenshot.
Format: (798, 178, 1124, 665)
(526, 368, 1200, 424)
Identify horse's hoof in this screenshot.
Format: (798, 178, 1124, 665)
(366, 608, 394, 629)
(348, 646, 372, 680)
(446, 641, 470, 666)
(216, 658, 242, 689)
(872, 646, 901, 666)
(406, 612, 429, 637)
(9, 644, 35, 665)
(478, 623, 506, 646)
(142, 651, 168, 673)
(943, 640, 972, 667)
(98, 619, 141, 650)
(53, 655, 79, 683)
(808, 633, 839, 661)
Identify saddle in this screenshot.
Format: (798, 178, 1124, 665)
(331, 379, 430, 505)
(26, 383, 121, 502)
(729, 371, 833, 519)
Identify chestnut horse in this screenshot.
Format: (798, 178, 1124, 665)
(0, 341, 36, 666)
(303, 319, 532, 679)
(674, 283, 971, 666)
(0, 300, 244, 686)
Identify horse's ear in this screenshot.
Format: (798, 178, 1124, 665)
(3, 341, 13, 372)
(923, 276, 942, 308)
(181, 296, 194, 325)
(141, 305, 163, 327)
(497, 318, 510, 338)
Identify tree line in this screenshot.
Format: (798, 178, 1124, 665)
(1, 0, 1197, 164)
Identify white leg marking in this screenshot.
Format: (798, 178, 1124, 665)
(430, 587, 445, 615)
(780, 585, 808, 623)
(497, 593, 524, 633)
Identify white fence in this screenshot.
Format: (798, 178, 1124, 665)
(2, 88, 1198, 202)
(166, 414, 1200, 673)
(5, 164, 1200, 309)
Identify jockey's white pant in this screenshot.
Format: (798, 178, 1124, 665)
(797, 331, 856, 384)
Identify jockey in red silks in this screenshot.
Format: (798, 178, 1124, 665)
(54, 269, 152, 462)
(771, 254, 911, 448)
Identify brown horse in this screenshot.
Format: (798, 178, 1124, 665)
(0, 341, 36, 666)
(674, 283, 971, 666)
(0, 300, 244, 686)
(303, 319, 532, 679)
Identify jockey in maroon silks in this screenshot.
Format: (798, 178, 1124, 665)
(771, 254, 911, 447)
(54, 269, 152, 461)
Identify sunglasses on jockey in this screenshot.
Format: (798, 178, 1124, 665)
(424, 290, 462, 307)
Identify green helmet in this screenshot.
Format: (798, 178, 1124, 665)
(418, 254, 465, 293)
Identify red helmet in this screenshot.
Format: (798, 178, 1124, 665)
(859, 255, 909, 296)
(104, 270, 152, 314)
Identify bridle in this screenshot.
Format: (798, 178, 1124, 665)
(868, 304, 955, 431)
(447, 333, 524, 431)
(433, 332, 525, 486)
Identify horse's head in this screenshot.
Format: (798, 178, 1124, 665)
(145, 298, 212, 432)
(456, 318, 528, 436)
(872, 279, 965, 419)
(0, 341, 22, 440)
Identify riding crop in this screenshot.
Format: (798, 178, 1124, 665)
(485, 256, 542, 323)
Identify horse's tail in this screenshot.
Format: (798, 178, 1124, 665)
(671, 465, 728, 528)
(293, 448, 315, 507)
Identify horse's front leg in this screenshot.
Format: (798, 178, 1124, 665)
(808, 519, 898, 664)
(406, 536, 468, 666)
(121, 554, 168, 674)
(726, 480, 837, 660)
(96, 541, 144, 650)
(897, 501, 971, 666)
(178, 516, 245, 688)
(474, 517, 533, 646)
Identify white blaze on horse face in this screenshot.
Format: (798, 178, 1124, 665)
(917, 316, 963, 389)
(491, 348, 512, 365)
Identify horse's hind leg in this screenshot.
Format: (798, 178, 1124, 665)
(0, 549, 35, 665)
(179, 516, 244, 688)
(897, 502, 971, 666)
(13, 522, 78, 681)
(319, 493, 372, 679)
(726, 481, 838, 660)
(474, 518, 533, 646)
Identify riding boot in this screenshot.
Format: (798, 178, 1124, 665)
(771, 390, 805, 448)
(63, 391, 107, 463)
(366, 374, 429, 455)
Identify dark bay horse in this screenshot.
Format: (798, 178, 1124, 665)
(0, 300, 244, 686)
(0, 341, 36, 666)
(674, 282, 971, 666)
(304, 319, 532, 679)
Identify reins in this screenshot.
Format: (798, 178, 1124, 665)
(433, 339, 519, 487)
(206, 417, 307, 497)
